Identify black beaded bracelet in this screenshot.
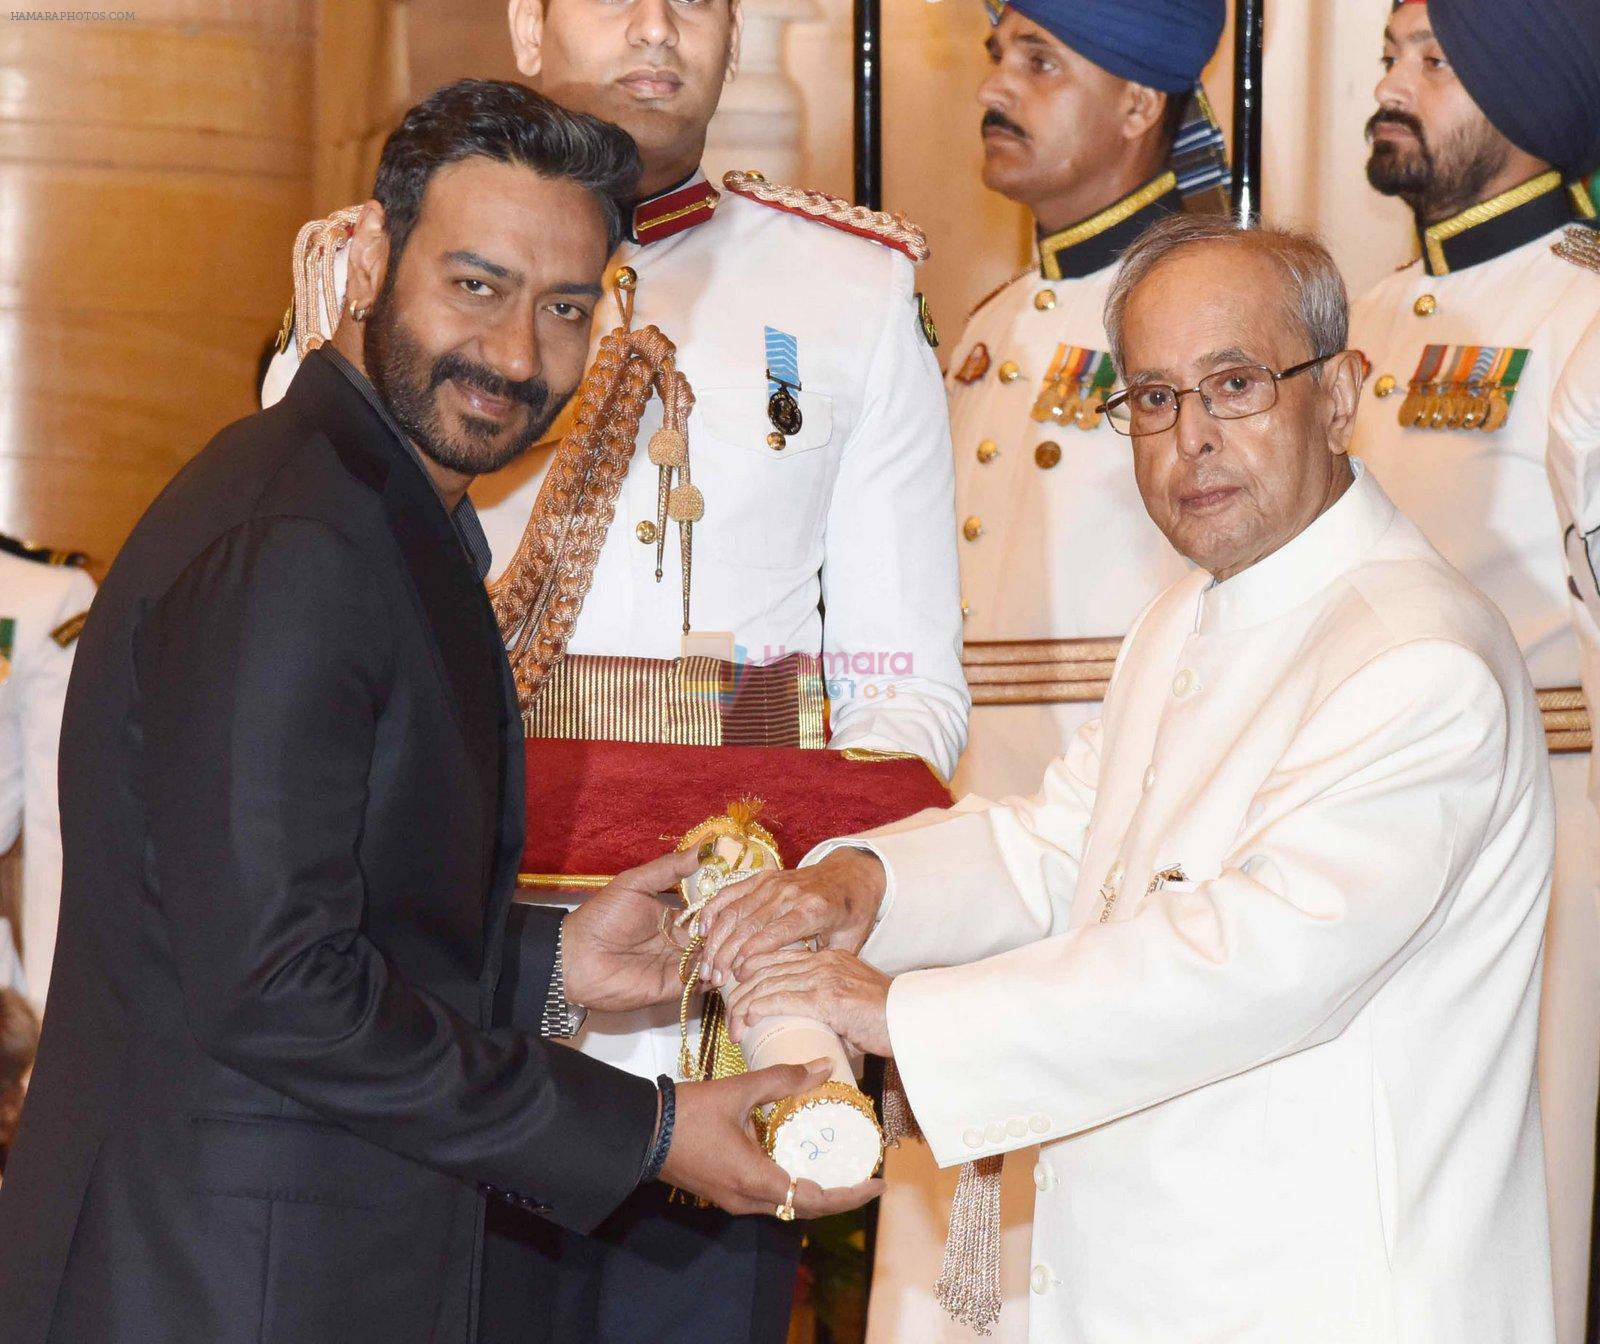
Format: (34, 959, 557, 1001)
(640, 1075, 676, 1184)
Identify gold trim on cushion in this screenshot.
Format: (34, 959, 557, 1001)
(517, 873, 613, 891)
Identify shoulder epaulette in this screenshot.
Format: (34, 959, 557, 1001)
(968, 265, 1032, 322)
(0, 534, 89, 568)
(284, 205, 363, 359)
(51, 610, 90, 648)
(1554, 224, 1600, 275)
(721, 171, 929, 263)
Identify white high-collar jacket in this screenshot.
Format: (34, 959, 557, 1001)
(826, 464, 1556, 1342)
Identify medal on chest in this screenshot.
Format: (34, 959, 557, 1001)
(1397, 343, 1529, 432)
(1030, 345, 1116, 431)
(0, 617, 13, 687)
(764, 326, 803, 444)
(953, 342, 991, 384)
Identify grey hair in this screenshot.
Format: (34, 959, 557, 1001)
(1102, 215, 1349, 378)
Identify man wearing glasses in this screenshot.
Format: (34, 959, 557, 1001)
(697, 214, 1558, 1341)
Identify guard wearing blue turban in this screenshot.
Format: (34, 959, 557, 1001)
(999, 0, 1225, 95)
(1350, 8, 1600, 1344)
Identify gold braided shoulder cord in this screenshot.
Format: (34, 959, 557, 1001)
(721, 171, 931, 263)
(290, 206, 362, 358)
(490, 325, 695, 710)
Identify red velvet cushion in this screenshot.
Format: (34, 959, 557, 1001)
(522, 738, 952, 876)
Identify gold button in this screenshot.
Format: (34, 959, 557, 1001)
(1033, 289, 1056, 311)
(976, 439, 998, 464)
(998, 360, 1021, 384)
(636, 520, 658, 545)
(613, 265, 638, 292)
(744, 168, 766, 181)
(767, 431, 786, 451)
(962, 516, 983, 542)
(1413, 293, 1436, 317)
(1374, 373, 1397, 398)
(1034, 441, 1061, 469)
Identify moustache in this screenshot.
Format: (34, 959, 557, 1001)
(1366, 108, 1426, 147)
(981, 109, 1028, 140)
(431, 353, 549, 417)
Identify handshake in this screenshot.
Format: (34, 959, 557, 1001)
(564, 844, 896, 1220)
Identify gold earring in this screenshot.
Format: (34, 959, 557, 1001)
(348, 299, 368, 322)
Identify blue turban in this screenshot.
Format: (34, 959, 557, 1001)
(998, 0, 1226, 94)
(1428, 0, 1600, 177)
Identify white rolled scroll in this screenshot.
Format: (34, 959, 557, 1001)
(678, 811, 884, 1189)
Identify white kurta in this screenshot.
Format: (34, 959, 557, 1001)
(870, 257, 1188, 1344)
(820, 466, 1555, 1342)
(1351, 224, 1600, 1344)
(262, 173, 968, 1084)
(0, 551, 95, 1011)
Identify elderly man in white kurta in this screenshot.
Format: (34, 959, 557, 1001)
(702, 215, 1556, 1342)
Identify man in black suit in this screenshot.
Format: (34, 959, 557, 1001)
(0, 80, 876, 1344)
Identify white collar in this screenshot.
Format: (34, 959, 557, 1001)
(1198, 459, 1397, 634)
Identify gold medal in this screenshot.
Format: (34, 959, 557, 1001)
(1481, 389, 1510, 433)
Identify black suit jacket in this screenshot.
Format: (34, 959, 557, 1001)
(0, 351, 656, 1344)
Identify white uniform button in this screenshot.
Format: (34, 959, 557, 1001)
(1029, 1113, 1050, 1134)
(984, 1121, 1006, 1143)
(1030, 1265, 1053, 1295)
(1006, 1117, 1028, 1138)
(963, 1126, 984, 1149)
(1172, 668, 1197, 697)
(1032, 1160, 1055, 1192)
(1142, 764, 1157, 792)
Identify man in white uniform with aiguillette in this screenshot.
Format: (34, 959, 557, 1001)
(261, 2, 965, 1339)
(1349, 6, 1600, 1335)
(893, 0, 1221, 1336)
(703, 216, 1558, 1342)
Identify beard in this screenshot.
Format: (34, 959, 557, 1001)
(1364, 107, 1512, 223)
(363, 279, 563, 478)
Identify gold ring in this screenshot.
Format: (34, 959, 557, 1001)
(776, 1177, 798, 1222)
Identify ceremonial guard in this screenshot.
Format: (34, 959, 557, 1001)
(261, 2, 965, 1339)
(0, 536, 93, 1012)
(867, 3, 1224, 1339)
(1348, 4, 1600, 1337)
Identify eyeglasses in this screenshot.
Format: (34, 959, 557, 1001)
(1101, 353, 1340, 437)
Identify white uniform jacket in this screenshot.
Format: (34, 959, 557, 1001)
(263, 170, 968, 779)
(0, 547, 94, 1010)
(823, 466, 1556, 1342)
(949, 174, 1189, 799)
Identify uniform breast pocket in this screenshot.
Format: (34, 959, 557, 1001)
(691, 387, 836, 571)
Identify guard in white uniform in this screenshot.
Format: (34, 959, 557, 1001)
(1350, 6, 1600, 1336)
(0, 537, 94, 1013)
(260, 7, 965, 1340)
(873, 2, 1223, 1339)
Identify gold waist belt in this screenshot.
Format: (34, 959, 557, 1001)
(1537, 686, 1592, 754)
(523, 651, 828, 749)
(963, 637, 1120, 707)
(964, 639, 1591, 754)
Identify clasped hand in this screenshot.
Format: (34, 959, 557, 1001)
(695, 848, 896, 1059)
